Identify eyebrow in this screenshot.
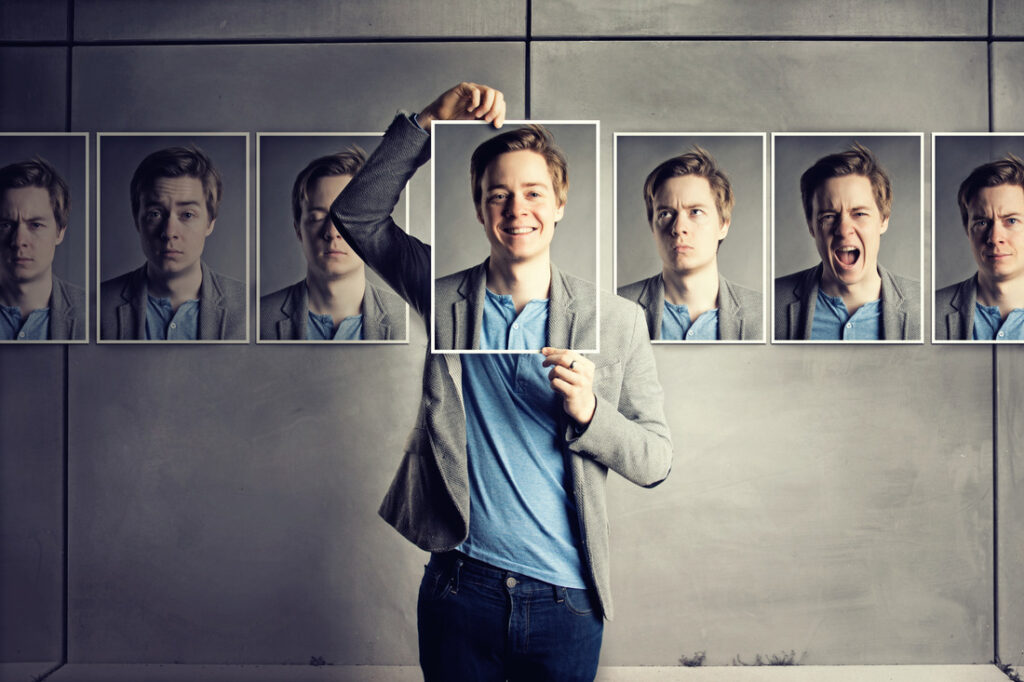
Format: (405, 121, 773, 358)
(144, 198, 201, 208)
(486, 182, 549, 191)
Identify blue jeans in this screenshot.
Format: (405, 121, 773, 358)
(417, 551, 604, 681)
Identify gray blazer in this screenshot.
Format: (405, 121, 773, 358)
(260, 279, 407, 341)
(331, 113, 673, 620)
(617, 272, 763, 341)
(435, 260, 597, 350)
(50, 275, 86, 340)
(935, 274, 977, 340)
(99, 261, 247, 340)
(774, 263, 921, 341)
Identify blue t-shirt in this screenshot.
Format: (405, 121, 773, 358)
(307, 311, 363, 340)
(0, 303, 49, 340)
(145, 295, 199, 340)
(458, 289, 585, 588)
(973, 303, 1024, 340)
(660, 301, 719, 340)
(810, 289, 881, 340)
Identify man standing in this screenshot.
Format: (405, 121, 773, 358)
(260, 149, 405, 341)
(774, 144, 920, 341)
(100, 145, 245, 341)
(331, 83, 672, 681)
(618, 148, 762, 341)
(0, 158, 85, 341)
(937, 154, 1024, 340)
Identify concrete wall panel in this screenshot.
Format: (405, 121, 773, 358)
(0, 48, 67, 131)
(74, 0, 525, 41)
(533, 0, 987, 38)
(0, 0, 67, 42)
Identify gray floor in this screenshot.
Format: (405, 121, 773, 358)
(0, 663, 1012, 682)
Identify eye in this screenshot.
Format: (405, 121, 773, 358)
(1007, 217, 1021, 227)
(145, 209, 163, 220)
(0, 222, 12, 232)
(690, 208, 705, 217)
(180, 211, 196, 220)
(30, 221, 46, 229)
(487, 192, 507, 203)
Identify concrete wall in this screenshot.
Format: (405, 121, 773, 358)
(0, 0, 1020, 670)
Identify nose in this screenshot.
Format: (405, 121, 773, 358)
(320, 217, 342, 241)
(670, 214, 687, 237)
(986, 220, 1009, 244)
(502, 194, 526, 217)
(11, 221, 31, 247)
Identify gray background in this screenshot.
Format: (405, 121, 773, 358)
(0, 135, 87, 290)
(432, 121, 598, 283)
(256, 134, 404, 301)
(1, 0, 1022, 678)
(98, 134, 248, 283)
(773, 134, 923, 283)
(933, 135, 1024, 289)
(615, 134, 764, 292)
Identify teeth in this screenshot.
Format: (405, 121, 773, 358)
(506, 227, 534, 235)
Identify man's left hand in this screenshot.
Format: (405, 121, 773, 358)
(541, 347, 597, 426)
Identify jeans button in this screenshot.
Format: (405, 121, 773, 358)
(505, 576, 517, 589)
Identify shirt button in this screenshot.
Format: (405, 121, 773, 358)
(505, 577, 517, 589)
(846, 323, 852, 329)
(18, 331, 25, 338)
(512, 323, 519, 329)
(998, 331, 1005, 338)
(170, 322, 177, 329)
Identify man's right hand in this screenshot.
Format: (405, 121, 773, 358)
(417, 82, 506, 133)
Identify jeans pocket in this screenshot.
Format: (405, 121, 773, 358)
(560, 586, 596, 616)
(420, 563, 455, 602)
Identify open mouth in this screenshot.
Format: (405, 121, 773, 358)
(502, 226, 537, 235)
(834, 246, 860, 267)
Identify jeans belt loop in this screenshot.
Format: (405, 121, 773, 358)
(451, 557, 463, 595)
(553, 584, 564, 603)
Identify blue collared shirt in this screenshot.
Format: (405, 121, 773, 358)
(810, 289, 881, 340)
(973, 303, 1024, 340)
(307, 311, 363, 340)
(458, 289, 585, 589)
(145, 295, 199, 340)
(0, 304, 49, 340)
(660, 301, 719, 341)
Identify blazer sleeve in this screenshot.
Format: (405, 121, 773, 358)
(566, 303, 673, 488)
(330, 113, 432, 318)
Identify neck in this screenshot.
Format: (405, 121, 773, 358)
(662, 263, 720, 320)
(486, 253, 552, 313)
(0, 271, 54, 313)
(819, 265, 882, 316)
(976, 271, 1024, 318)
(146, 261, 203, 310)
(306, 270, 365, 321)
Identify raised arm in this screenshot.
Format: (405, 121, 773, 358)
(331, 82, 506, 319)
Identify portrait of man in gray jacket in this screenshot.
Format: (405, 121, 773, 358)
(0, 158, 86, 341)
(774, 142, 921, 342)
(99, 144, 246, 341)
(618, 146, 763, 342)
(936, 154, 1024, 341)
(331, 82, 672, 681)
(259, 147, 406, 342)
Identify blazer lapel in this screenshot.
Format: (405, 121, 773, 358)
(717, 275, 741, 341)
(197, 262, 226, 340)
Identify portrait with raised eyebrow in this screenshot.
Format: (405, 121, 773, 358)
(772, 134, 923, 344)
(430, 120, 599, 353)
(934, 134, 1024, 342)
(615, 133, 765, 343)
(0, 134, 88, 343)
(98, 134, 248, 343)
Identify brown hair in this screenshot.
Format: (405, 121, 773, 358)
(291, 147, 366, 225)
(130, 145, 222, 221)
(470, 124, 568, 208)
(643, 146, 734, 225)
(956, 153, 1024, 229)
(0, 157, 70, 229)
(800, 143, 892, 222)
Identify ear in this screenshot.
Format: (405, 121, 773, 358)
(293, 221, 302, 241)
(880, 214, 890, 235)
(554, 200, 565, 223)
(55, 225, 67, 246)
(718, 219, 731, 241)
(475, 204, 485, 225)
(204, 218, 216, 237)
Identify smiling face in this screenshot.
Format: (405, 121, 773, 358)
(135, 175, 215, 278)
(0, 185, 66, 286)
(651, 174, 729, 277)
(476, 149, 565, 266)
(966, 183, 1024, 284)
(808, 174, 889, 291)
(296, 173, 363, 281)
